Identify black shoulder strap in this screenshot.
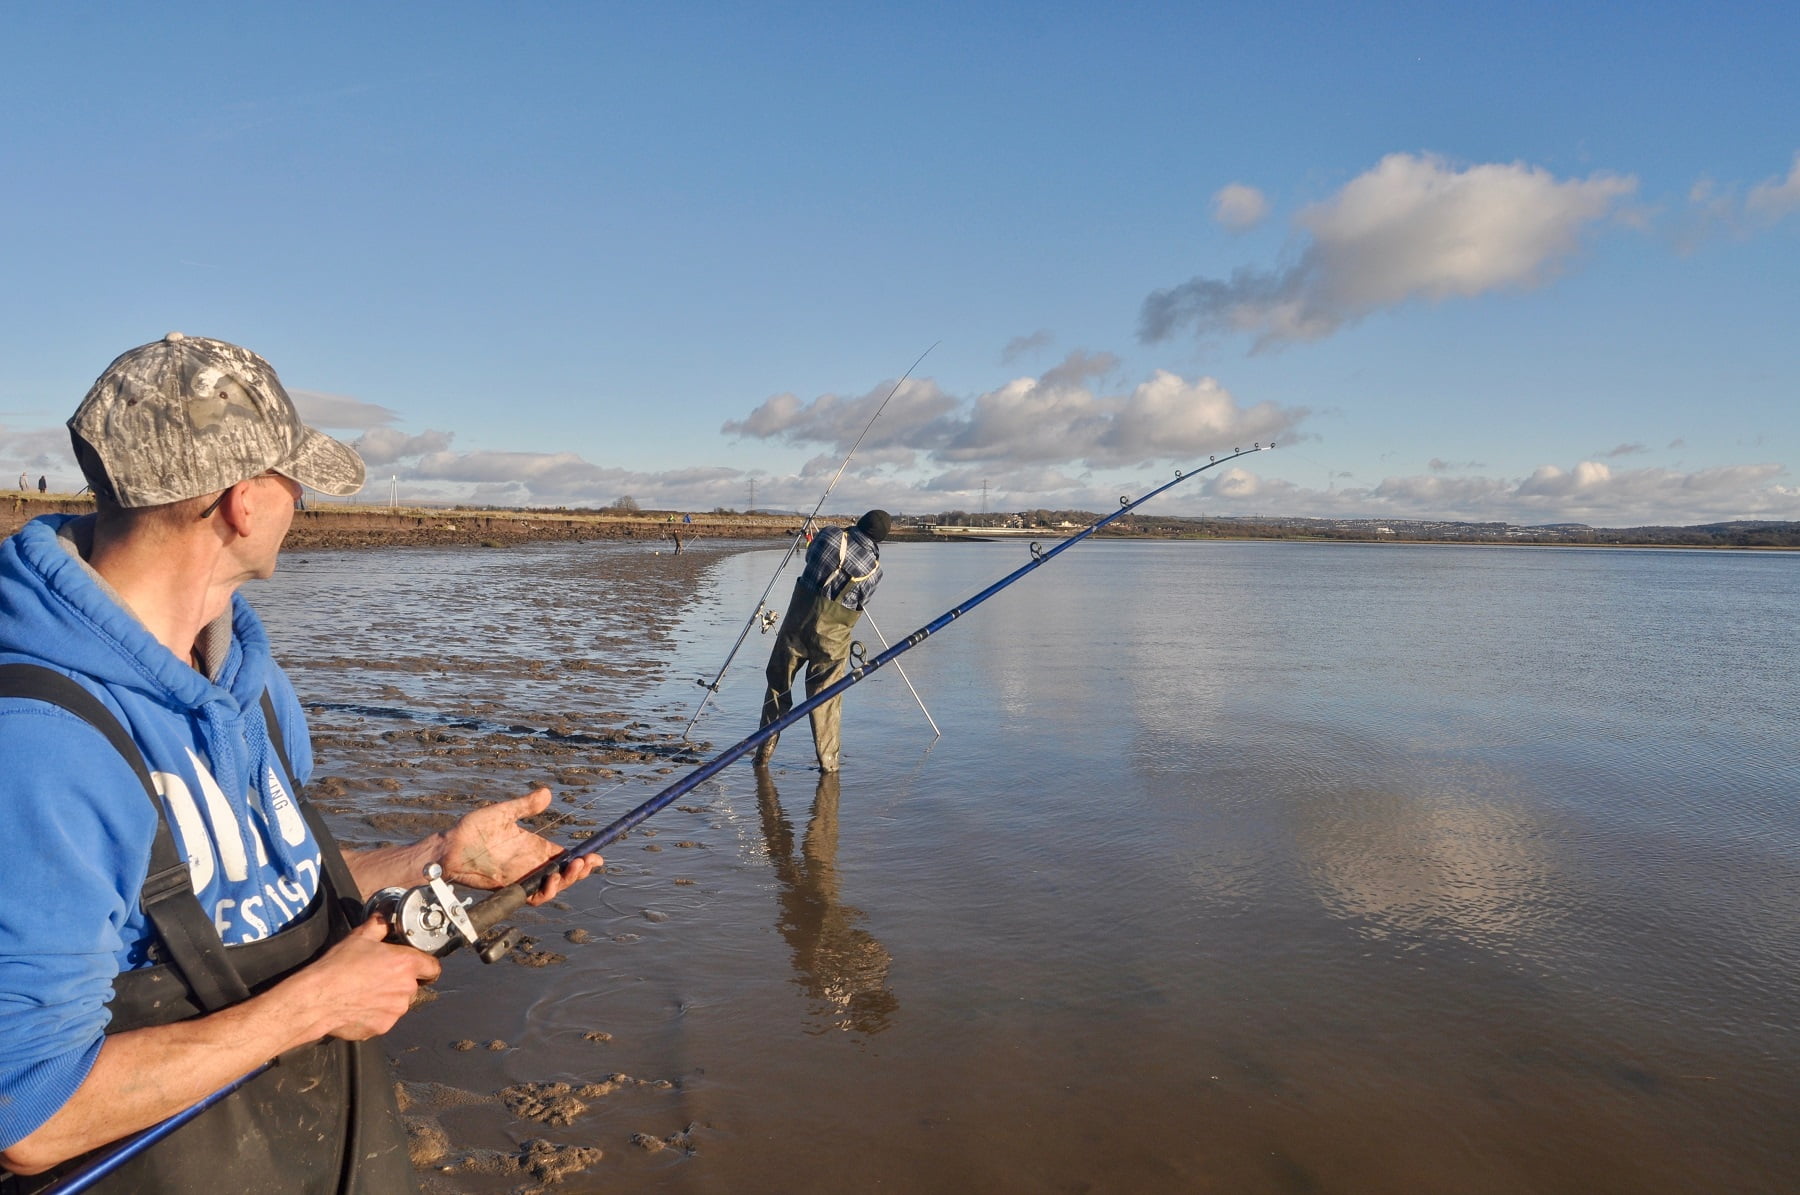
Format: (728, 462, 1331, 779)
(0, 664, 251, 1011)
(258, 689, 365, 928)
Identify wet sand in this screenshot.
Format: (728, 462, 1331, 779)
(262, 538, 768, 1192)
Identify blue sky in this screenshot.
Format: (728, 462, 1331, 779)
(2, 2, 1795, 525)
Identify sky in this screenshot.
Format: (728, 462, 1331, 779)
(2, 2, 1796, 527)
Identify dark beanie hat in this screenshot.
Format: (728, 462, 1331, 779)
(856, 509, 892, 541)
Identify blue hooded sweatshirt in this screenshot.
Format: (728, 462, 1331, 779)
(0, 514, 324, 1150)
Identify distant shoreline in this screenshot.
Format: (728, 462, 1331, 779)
(5, 493, 1795, 550)
(3, 494, 802, 550)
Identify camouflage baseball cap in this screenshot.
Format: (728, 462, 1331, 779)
(68, 332, 365, 508)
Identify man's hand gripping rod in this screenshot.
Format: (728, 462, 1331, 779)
(377, 444, 1273, 959)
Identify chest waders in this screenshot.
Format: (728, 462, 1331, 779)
(756, 579, 865, 771)
(0, 665, 414, 1195)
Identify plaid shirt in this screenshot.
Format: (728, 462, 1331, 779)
(801, 525, 882, 609)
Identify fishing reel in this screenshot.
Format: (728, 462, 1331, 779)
(366, 864, 523, 963)
(758, 605, 779, 633)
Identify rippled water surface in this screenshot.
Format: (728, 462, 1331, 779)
(259, 538, 1800, 1193)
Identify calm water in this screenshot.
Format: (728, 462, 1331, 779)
(259, 538, 1800, 1194)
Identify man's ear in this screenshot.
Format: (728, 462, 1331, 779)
(215, 481, 257, 538)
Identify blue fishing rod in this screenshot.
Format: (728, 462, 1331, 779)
(50, 441, 1269, 1193)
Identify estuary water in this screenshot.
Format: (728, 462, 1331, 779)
(258, 537, 1800, 1194)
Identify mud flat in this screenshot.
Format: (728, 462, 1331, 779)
(253, 535, 777, 1192)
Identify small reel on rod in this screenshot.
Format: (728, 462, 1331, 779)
(367, 864, 522, 963)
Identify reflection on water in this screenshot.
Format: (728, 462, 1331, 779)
(1298, 779, 1561, 957)
(753, 768, 898, 1036)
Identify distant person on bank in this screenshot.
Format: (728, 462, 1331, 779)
(0, 333, 597, 1192)
(754, 509, 889, 772)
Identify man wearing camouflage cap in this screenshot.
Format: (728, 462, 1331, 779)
(0, 334, 596, 1192)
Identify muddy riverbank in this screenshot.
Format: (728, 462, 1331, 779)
(2, 492, 803, 549)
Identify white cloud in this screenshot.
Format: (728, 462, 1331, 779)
(721, 391, 807, 439)
(1514, 460, 1616, 498)
(1746, 151, 1800, 223)
(1669, 152, 1800, 250)
(1099, 372, 1291, 462)
(1340, 460, 1800, 525)
(410, 449, 608, 488)
(1001, 330, 1055, 364)
(1213, 183, 1269, 232)
(354, 427, 455, 466)
(362, 442, 763, 510)
(938, 375, 1112, 464)
(1303, 154, 1632, 306)
(723, 377, 960, 451)
(723, 352, 1304, 473)
(0, 425, 76, 469)
(945, 457, 1798, 527)
(1142, 153, 1637, 347)
(288, 389, 401, 431)
(1204, 465, 1265, 500)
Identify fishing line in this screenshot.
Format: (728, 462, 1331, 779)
(682, 343, 938, 739)
(857, 608, 941, 737)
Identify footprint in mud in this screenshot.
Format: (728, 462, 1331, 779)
(395, 1080, 491, 1112)
(441, 1137, 604, 1190)
(508, 937, 567, 967)
(499, 1082, 589, 1126)
(631, 1123, 699, 1155)
(404, 1116, 453, 1166)
(499, 1074, 672, 1127)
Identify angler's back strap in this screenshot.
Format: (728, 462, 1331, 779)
(819, 527, 877, 603)
(0, 664, 251, 1011)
